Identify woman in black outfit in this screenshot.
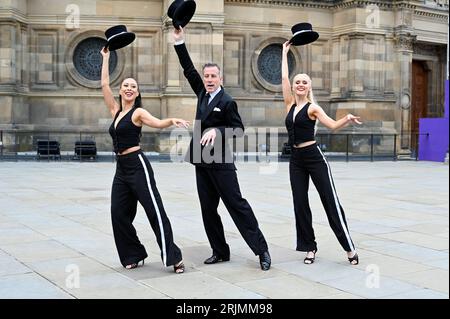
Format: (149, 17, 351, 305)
(101, 47, 188, 273)
(282, 41, 362, 265)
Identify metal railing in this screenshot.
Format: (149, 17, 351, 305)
(314, 132, 428, 162)
(253, 132, 428, 162)
(0, 130, 116, 162)
(0, 129, 427, 162)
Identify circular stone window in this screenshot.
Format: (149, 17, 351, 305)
(253, 43, 297, 91)
(73, 37, 118, 81)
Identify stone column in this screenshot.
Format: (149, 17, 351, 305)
(330, 35, 341, 98)
(0, 21, 17, 127)
(394, 33, 416, 152)
(162, 0, 182, 95)
(393, 3, 416, 154)
(0, 0, 29, 155)
(347, 32, 365, 97)
(0, 22, 16, 87)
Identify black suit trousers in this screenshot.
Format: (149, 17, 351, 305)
(195, 166, 268, 257)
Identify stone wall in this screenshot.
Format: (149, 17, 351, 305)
(0, 0, 448, 154)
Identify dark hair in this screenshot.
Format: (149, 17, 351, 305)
(118, 78, 142, 110)
(202, 63, 222, 75)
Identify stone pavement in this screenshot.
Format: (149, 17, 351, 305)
(0, 160, 448, 299)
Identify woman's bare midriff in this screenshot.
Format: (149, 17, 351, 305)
(292, 140, 316, 148)
(117, 146, 141, 155)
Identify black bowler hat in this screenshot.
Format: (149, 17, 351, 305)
(105, 25, 136, 51)
(289, 23, 319, 46)
(167, 0, 196, 29)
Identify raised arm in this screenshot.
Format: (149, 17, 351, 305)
(310, 104, 362, 131)
(100, 47, 120, 117)
(282, 41, 294, 112)
(173, 27, 204, 96)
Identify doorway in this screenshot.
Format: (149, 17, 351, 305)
(411, 60, 429, 156)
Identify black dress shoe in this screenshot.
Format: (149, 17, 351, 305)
(259, 251, 271, 271)
(204, 255, 230, 264)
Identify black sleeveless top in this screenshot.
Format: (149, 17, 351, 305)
(109, 108, 142, 154)
(285, 102, 316, 146)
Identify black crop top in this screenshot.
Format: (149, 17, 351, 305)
(285, 102, 316, 146)
(109, 108, 142, 154)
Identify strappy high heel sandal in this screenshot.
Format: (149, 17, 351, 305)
(125, 259, 145, 269)
(303, 249, 317, 265)
(348, 252, 359, 265)
(174, 261, 185, 274)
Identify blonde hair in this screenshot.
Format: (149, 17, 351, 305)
(292, 73, 319, 135)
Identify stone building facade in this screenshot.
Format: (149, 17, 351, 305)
(0, 0, 448, 155)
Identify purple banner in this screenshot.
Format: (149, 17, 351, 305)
(418, 80, 449, 162)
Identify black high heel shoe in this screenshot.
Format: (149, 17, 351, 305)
(174, 261, 185, 274)
(125, 259, 145, 269)
(348, 252, 359, 265)
(304, 249, 317, 265)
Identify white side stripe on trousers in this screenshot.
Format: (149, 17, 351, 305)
(316, 146, 355, 252)
(138, 154, 168, 266)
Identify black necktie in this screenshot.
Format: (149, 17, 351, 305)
(201, 93, 210, 114)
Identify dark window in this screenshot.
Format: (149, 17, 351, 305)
(257, 44, 296, 85)
(73, 37, 117, 81)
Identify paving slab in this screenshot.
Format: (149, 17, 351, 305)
(0, 273, 73, 299)
(0, 161, 447, 299)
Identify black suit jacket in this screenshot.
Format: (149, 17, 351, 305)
(175, 43, 244, 170)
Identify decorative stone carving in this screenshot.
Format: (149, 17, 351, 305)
(424, 0, 449, 9)
(394, 33, 416, 51)
(401, 92, 411, 110)
(225, 0, 334, 9)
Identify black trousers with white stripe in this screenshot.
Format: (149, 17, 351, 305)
(111, 150, 182, 267)
(289, 143, 356, 253)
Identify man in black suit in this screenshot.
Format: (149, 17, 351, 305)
(173, 27, 271, 271)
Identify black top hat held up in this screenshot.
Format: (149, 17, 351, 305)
(168, 0, 196, 29)
(289, 23, 319, 46)
(105, 25, 136, 51)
